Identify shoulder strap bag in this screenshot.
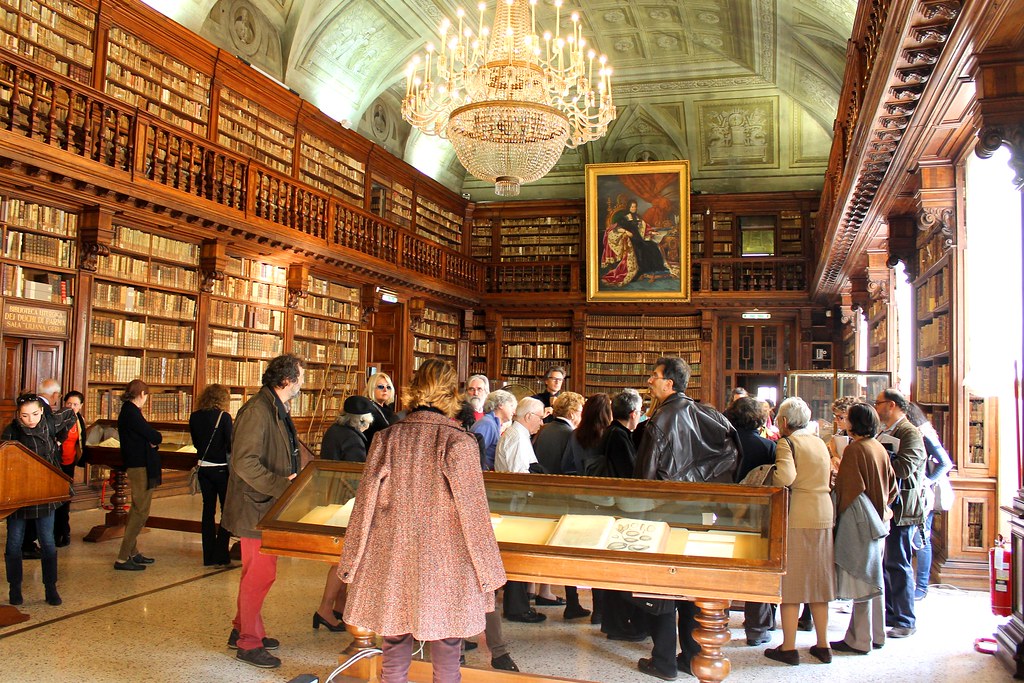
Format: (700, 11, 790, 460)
(189, 411, 224, 495)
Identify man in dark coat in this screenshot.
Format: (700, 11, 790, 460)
(531, 365, 566, 422)
(222, 354, 305, 669)
(532, 391, 583, 474)
(634, 357, 741, 680)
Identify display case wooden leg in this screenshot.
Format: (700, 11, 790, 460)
(83, 469, 130, 543)
(691, 598, 731, 683)
(344, 623, 378, 655)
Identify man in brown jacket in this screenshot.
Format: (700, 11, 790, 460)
(222, 354, 304, 669)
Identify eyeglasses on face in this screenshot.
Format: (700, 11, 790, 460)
(874, 399, 892, 406)
(376, 384, 393, 391)
(548, 376, 564, 382)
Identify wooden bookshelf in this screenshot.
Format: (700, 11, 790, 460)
(89, 223, 199, 422)
(205, 255, 286, 404)
(778, 210, 804, 257)
(413, 304, 459, 370)
(217, 85, 295, 174)
(584, 314, 702, 398)
(498, 215, 580, 262)
(0, 196, 77, 305)
(914, 228, 952, 440)
(291, 274, 362, 433)
(0, 0, 95, 84)
(499, 316, 572, 389)
(104, 26, 211, 136)
(867, 298, 889, 372)
(297, 130, 365, 205)
(414, 196, 462, 250)
(468, 313, 487, 378)
(471, 217, 494, 261)
(369, 175, 412, 228)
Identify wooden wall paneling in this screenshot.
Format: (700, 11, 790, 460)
(1, 337, 23, 403)
(25, 338, 64, 395)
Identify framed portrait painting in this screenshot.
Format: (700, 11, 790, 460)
(585, 161, 691, 302)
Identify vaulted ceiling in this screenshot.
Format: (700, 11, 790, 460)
(157, 0, 856, 200)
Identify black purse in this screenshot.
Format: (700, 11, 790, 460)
(624, 594, 677, 615)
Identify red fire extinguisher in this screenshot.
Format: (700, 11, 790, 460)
(991, 535, 1012, 617)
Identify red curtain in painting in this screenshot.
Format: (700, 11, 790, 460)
(620, 173, 678, 229)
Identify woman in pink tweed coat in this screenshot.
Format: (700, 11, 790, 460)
(339, 359, 506, 682)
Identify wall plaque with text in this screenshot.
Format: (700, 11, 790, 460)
(2, 302, 69, 337)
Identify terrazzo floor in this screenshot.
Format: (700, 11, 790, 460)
(0, 495, 1014, 683)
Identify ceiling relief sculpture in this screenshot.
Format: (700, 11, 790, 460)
(174, 0, 857, 198)
(697, 98, 778, 169)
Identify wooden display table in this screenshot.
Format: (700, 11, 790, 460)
(0, 441, 73, 627)
(257, 462, 788, 683)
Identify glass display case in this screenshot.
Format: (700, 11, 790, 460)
(84, 419, 196, 469)
(258, 460, 787, 601)
(785, 370, 891, 440)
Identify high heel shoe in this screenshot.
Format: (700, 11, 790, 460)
(312, 612, 346, 632)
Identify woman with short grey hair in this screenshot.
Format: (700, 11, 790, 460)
(764, 395, 835, 666)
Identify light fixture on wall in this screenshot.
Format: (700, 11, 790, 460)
(402, 0, 616, 196)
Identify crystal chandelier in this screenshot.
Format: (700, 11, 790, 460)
(402, 0, 616, 197)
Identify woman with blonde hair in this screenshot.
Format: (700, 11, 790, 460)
(363, 371, 398, 445)
(340, 359, 505, 682)
(189, 383, 233, 566)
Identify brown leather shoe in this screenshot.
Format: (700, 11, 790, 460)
(809, 645, 832, 663)
(764, 646, 800, 665)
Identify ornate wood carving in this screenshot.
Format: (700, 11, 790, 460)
(977, 124, 1024, 190)
(79, 206, 113, 273)
(199, 239, 227, 293)
(286, 263, 309, 309)
(360, 283, 378, 324)
(916, 207, 956, 250)
(408, 297, 425, 332)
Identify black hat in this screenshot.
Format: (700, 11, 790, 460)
(344, 395, 374, 415)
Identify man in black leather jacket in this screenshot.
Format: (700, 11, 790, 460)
(634, 356, 741, 681)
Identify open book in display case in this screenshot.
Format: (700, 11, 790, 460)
(257, 459, 789, 683)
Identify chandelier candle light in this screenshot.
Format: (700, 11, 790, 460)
(402, 0, 616, 196)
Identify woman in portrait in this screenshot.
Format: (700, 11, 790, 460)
(339, 359, 505, 682)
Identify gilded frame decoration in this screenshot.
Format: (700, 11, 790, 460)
(585, 161, 691, 302)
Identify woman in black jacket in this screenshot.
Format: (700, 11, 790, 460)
(3, 393, 77, 606)
(189, 384, 233, 566)
(114, 379, 162, 572)
(362, 372, 399, 445)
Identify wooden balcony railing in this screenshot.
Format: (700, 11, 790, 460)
(0, 53, 479, 297)
(694, 257, 808, 293)
(485, 262, 580, 294)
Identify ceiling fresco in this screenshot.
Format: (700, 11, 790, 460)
(157, 0, 856, 200)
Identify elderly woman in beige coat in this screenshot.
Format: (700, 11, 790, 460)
(764, 396, 835, 667)
(339, 359, 506, 683)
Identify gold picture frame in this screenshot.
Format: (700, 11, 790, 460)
(585, 161, 691, 302)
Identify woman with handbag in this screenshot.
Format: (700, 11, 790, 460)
(764, 396, 835, 666)
(188, 384, 233, 567)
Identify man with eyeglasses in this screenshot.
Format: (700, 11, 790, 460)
(494, 396, 548, 624)
(531, 365, 566, 422)
(634, 357, 741, 681)
(873, 388, 926, 640)
(465, 374, 490, 422)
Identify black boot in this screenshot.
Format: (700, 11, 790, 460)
(5, 553, 23, 606)
(42, 554, 61, 605)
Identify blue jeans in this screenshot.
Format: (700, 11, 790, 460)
(6, 513, 56, 561)
(883, 524, 916, 628)
(912, 512, 934, 595)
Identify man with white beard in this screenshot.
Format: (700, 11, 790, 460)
(466, 374, 490, 422)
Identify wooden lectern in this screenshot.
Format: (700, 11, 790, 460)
(0, 441, 72, 628)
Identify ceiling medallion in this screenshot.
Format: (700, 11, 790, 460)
(402, 0, 616, 196)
